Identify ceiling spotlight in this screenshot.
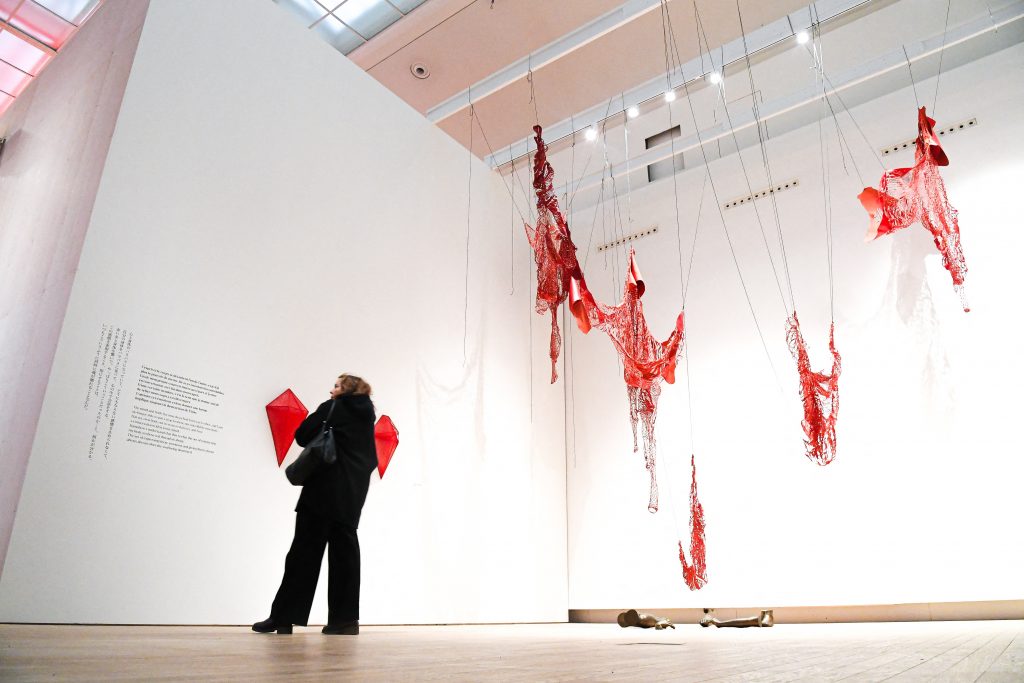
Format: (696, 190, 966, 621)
(584, 127, 598, 142)
(664, 90, 677, 103)
(796, 30, 810, 45)
(627, 105, 640, 119)
(707, 71, 723, 85)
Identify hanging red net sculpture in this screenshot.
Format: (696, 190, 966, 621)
(570, 250, 684, 513)
(525, 125, 585, 383)
(678, 454, 707, 590)
(265, 389, 308, 466)
(858, 107, 969, 311)
(786, 313, 841, 466)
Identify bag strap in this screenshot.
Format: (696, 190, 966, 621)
(321, 399, 338, 433)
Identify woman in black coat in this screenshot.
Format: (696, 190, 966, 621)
(253, 374, 377, 635)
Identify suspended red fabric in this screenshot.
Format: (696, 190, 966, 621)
(265, 389, 308, 467)
(525, 125, 585, 383)
(786, 313, 841, 466)
(374, 415, 399, 478)
(858, 107, 968, 311)
(570, 249, 684, 513)
(678, 454, 707, 591)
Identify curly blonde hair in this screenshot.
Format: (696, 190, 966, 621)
(337, 373, 372, 396)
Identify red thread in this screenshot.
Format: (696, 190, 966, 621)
(786, 313, 841, 466)
(678, 454, 707, 590)
(525, 126, 585, 383)
(859, 107, 969, 311)
(571, 250, 684, 513)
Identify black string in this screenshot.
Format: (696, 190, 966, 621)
(933, 0, 953, 115)
(903, 46, 921, 110)
(730, 0, 796, 315)
(660, 0, 783, 390)
(462, 103, 475, 366)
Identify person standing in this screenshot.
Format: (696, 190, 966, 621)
(253, 374, 377, 635)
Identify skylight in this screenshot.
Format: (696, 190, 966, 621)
(0, 0, 102, 116)
(273, 0, 428, 55)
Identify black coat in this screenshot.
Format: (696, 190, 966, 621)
(294, 394, 377, 528)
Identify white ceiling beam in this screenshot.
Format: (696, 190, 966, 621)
(486, 0, 875, 170)
(557, 0, 1024, 208)
(425, 0, 666, 124)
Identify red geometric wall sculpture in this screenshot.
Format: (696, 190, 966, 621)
(375, 415, 399, 478)
(265, 389, 308, 466)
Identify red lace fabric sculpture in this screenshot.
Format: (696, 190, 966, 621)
(786, 313, 841, 466)
(570, 250, 684, 512)
(858, 107, 969, 311)
(678, 454, 707, 590)
(525, 125, 585, 383)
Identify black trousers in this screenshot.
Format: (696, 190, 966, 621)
(270, 510, 360, 626)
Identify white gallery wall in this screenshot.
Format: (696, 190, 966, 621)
(564, 43, 1024, 608)
(0, 0, 566, 624)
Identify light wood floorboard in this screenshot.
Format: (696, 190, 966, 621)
(1, 621, 1022, 681)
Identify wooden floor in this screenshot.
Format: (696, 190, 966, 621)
(1, 620, 1022, 681)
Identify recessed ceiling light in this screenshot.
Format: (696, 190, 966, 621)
(796, 30, 810, 45)
(664, 90, 677, 103)
(410, 63, 430, 79)
(627, 105, 640, 119)
(584, 127, 598, 142)
(707, 71, 723, 85)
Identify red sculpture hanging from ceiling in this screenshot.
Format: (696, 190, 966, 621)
(525, 125, 585, 383)
(523, 124, 703, 587)
(265, 389, 309, 467)
(858, 107, 969, 311)
(678, 454, 707, 591)
(786, 313, 841, 466)
(570, 250, 685, 513)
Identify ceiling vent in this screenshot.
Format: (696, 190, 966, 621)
(597, 226, 659, 252)
(881, 117, 978, 156)
(723, 179, 800, 210)
(410, 63, 430, 79)
(645, 126, 684, 183)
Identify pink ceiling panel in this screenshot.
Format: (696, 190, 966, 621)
(0, 0, 19, 22)
(0, 30, 50, 74)
(9, 1, 76, 49)
(0, 58, 31, 97)
(0, 89, 12, 115)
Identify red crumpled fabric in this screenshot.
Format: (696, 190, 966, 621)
(525, 125, 585, 383)
(570, 249, 684, 513)
(678, 453, 707, 590)
(858, 107, 968, 311)
(786, 313, 841, 466)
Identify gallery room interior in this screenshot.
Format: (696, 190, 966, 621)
(1, 0, 1022, 679)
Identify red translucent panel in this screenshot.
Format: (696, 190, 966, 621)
(265, 389, 308, 467)
(374, 415, 399, 478)
(9, 1, 76, 49)
(0, 30, 50, 75)
(0, 58, 31, 97)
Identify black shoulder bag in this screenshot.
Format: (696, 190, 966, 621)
(285, 400, 338, 486)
